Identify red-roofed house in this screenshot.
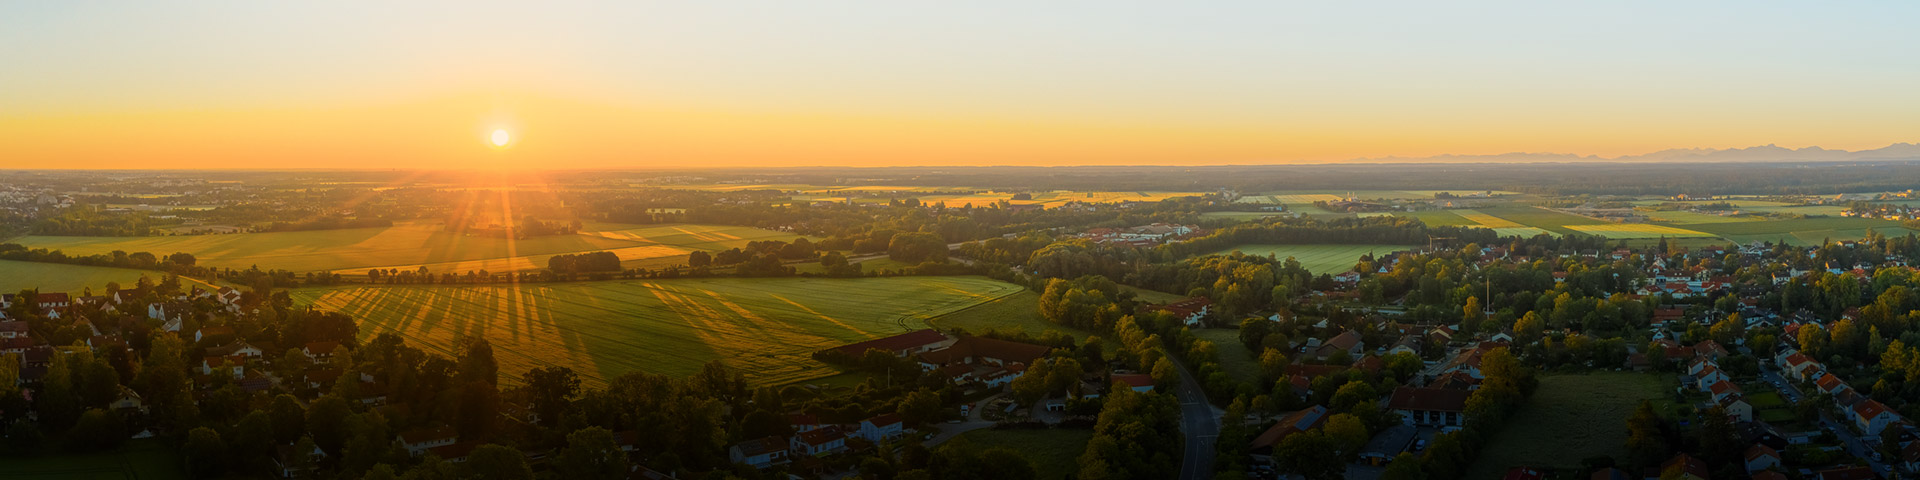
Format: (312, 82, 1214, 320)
(1111, 373, 1154, 392)
(1694, 365, 1728, 390)
(398, 426, 458, 456)
(1248, 405, 1328, 462)
(1707, 380, 1742, 403)
(1387, 386, 1470, 429)
(857, 414, 904, 442)
(826, 329, 956, 358)
(1745, 444, 1780, 475)
(1852, 399, 1901, 435)
(303, 341, 340, 359)
(1316, 331, 1365, 361)
(1142, 297, 1213, 327)
(791, 426, 847, 456)
(728, 436, 790, 469)
(1814, 372, 1850, 397)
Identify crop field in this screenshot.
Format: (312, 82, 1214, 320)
(13, 222, 806, 275)
(0, 260, 176, 295)
(1264, 190, 1518, 200)
(1474, 207, 1608, 235)
(1641, 210, 1760, 224)
(1451, 209, 1524, 228)
(1467, 373, 1669, 478)
(1685, 217, 1911, 245)
(1394, 210, 1476, 227)
(1208, 244, 1412, 274)
(1563, 224, 1715, 238)
(289, 276, 1026, 386)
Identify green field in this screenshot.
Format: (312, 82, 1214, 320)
(1641, 210, 1761, 224)
(926, 290, 1090, 342)
(289, 276, 1026, 386)
(1685, 217, 1913, 246)
(1395, 210, 1478, 227)
(14, 222, 807, 274)
(940, 428, 1094, 480)
(1208, 244, 1412, 274)
(0, 438, 186, 479)
(0, 260, 175, 295)
(1474, 207, 1607, 235)
(1262, 190, 1519, 200)
(1467, 373, 1668, 478)
(1191, 329, 1259, 384)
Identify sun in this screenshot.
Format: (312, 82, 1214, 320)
(491, 129, 511, 147)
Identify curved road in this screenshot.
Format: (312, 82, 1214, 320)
(1170, 356, 1220, 480)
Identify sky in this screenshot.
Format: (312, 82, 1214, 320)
(4, 1, 1919, 169)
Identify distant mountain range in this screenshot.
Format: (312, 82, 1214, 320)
(1344, 143, 1920, 164)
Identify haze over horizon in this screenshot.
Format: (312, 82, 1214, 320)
(5, 1, 1920, 169)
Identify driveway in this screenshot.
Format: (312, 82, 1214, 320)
(921, 392, 1004, 448)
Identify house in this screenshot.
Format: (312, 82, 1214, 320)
(1316, 330, 1365, 361)
(424, 442, 480, 463)
(790, 426, 847, 456)
(788, 414, 821, 432)
(1718, 396, 1754, 422)
(1902, 439, 1920, 474)
(1685, 357, 1714, 376)
(1693, 340, 1728, 360)
(201, 355, 247, 379)
(1778, 353, 1820, 381)
(1745, 444, 1780, 475)
(1707, 380, 1742, 403)
(397, 426, 458, 456)
(206, 340, 265, 358)
(36, 292, 70, 309)
(1851, 399, 1901, 435)
(1388, 335, 1423, 356)
(1386, 386, 1470, 429)
(110, 385, 144, 411)
(1653, 453, 1710, 480)
(1694, 365, 1728, 390)
(728, 436, 790, 469)
(303, 341, 340, 359)
(825, 329, 956, 358)
(194, 326, 234, 344)
(274, 443, 326, 478)
(0, 321, 27, 339)
(1357, 424, 1417, 466)
(1814, 372, 1850, 397)
(857, 414, 904, 443)
(917, 336, 1052, 388)
(1142, 297, 1213, 327)
(1248, 405, 1328, 463)
(1111, 373, 1155, 392)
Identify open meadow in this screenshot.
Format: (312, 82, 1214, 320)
(13, 222, 806, 275)
(289, 276, 1026, 386)
(1467, 372, 1669, 478)
(0, 260, 181, 295)
(1207, 244, 1413, 274)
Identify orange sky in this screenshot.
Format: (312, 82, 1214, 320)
(4, 2, 1918, 169)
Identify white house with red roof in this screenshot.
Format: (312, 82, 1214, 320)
(1852, 399, 1902, 435)
(857, 414, 904, 443)
(790, 426, 847, 456)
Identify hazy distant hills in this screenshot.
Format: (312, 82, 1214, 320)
(1346, 143, 1920, 164)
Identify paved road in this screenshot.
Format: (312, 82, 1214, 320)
(922, 392, 1005, 448)
(1759, 366, 1890, 474)
(1169, 356, 1220, 480)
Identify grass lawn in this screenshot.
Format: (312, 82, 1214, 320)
(1191, 328, 1259, 384)
(289, 276, 1026, 386)
(13, 222, 808, 275)
(0, 438, 186, 479)
(940, 428, 1094, 480)
(1747, 391, 1788, 409)
(0, 260, 183, 295)
(1467, 372, 1669, 477)
(1208, 244, 1413, 275)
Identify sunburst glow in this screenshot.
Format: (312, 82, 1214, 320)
(491, 129, 511, 147)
